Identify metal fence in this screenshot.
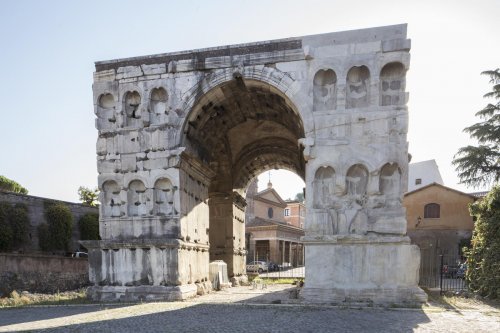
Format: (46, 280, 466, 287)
(419, 249, 467, 294)
(255, 266, 305, 279)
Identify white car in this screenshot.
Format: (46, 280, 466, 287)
(246, 261, 268, 273)
(72, 252, 88, 258)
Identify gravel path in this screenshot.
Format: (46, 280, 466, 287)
(0, 285, 498, 333)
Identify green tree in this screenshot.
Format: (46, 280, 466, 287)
(466, 186, 500, 299)
(79, 213, 100, 240)
(294, 192, 304, 202)
(0, 175, 28, 194)
(42, 203, 74, 251)
(453, 69, 500, 188)
(78, 186, 99, 207)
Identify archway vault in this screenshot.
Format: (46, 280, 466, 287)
(182, 77, 305, 278)
(183, 77, 305, 193)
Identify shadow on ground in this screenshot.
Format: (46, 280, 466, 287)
(0, 285, 434, 333)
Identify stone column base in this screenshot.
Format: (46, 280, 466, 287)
(87, 284, 198, 302)
(301, 235, 428, 306)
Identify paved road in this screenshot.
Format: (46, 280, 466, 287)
(0, 285, 498, 333)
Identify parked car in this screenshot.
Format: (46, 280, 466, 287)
(456, 263, 467, 279)
(72, 252, 88, 258)
(267, 262, 279, 272)
(246, 261, 268, 273)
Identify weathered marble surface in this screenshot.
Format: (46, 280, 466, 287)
(88, 23, 425, 303)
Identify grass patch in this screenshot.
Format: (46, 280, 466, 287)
(0, 289, 89, 308)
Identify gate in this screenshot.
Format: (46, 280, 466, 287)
(419, 249, 467, 294)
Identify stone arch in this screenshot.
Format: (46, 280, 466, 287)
(346, 65, 370, 109)
(313, 69, 337, 111)
(153, 177, 177, 216)
(123, 91, 142, 127)
(380, 62, 406, 106)
(379, 163, 401, 196)
(313, 166, 336, 208)
(127, 179, 147, 217)
(149, 87, 168, 124)
(102, 180, 121, 218)
(346, 164, 369, 196)
(177, 66, 311, 147)
(181, 73, 306, 278)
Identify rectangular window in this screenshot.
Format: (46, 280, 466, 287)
(284, 208, 290, 216)
(415, 178, 422, 185)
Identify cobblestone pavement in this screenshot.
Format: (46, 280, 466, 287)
(0, 285, 499, 333)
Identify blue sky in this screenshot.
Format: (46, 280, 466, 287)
(1, 0, 498, 202)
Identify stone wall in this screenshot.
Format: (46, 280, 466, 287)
(0, 253, 89, 296)
(0, 190, 99, 253)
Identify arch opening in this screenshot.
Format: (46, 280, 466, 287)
(183, 77, 306, 278)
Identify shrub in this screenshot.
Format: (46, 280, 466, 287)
(10, 204, 29, 247)
(78, 213, 100, 240)
(0, 202, 29, 251)
(466, 186, 500, 299)
(42, 203, 74, 251)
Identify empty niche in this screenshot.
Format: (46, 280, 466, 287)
(97, 93, 116, 127)
(124, 91, 142, 126)
(127, 180, 147, 217)
(379, 163, 401, 196)
(99, 93, 115, 109)
(154, 178, 177, 216)
(103, 180, 121, 217)
(313, 69, 337, 111)
(346, 164, 368, 196)
(380, 62, 406, 106)
(346, 66, 370, 109)
(313, 166, 336, 208)
(150, 87, 168, 117)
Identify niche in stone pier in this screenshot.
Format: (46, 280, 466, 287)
(127, 180, 147, 217)
(346, 164, 368, 196)
(97, 93, 116, 126)
(154, 178, 177, 216)
(103, 180, 121, 217)
(313, 69, 337, 111)
(123, 91, 142, 127)
(313, 166, 336, 208)
(379, 163, 401, 198)
(346, 66, 370, 109)
(149, 87, 168, 124)
(380, 62, 406, 106)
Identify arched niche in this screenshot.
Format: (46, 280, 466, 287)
(154, 178, 177, 216)
(313, 166, 336, 208)
(313, 69, 337, 111)
(150, 87, 168, 124)
(380, 62, 406, 106)
(379, 163, 401, 196)
(346, 66, 370, 109)
(127, 180, 147, 217)
(346, 164, 368, 196)
(123, 91, 142, 126)
(99, 93, 115, 109)
(103, 180, 121, 217)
